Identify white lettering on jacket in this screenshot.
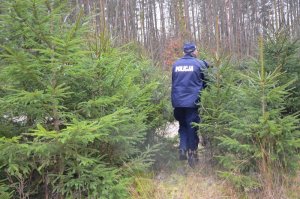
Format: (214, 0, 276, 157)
(175, 65, 194, 72)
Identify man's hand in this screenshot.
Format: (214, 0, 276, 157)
(204, 60, 213, 68)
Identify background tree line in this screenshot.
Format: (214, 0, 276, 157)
(68, 0, 300, 63)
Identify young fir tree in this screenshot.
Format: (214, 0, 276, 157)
(197, 53, 239, 159)
(264, 30, 300, 114)
(210, 38, 300, 196)
(0, 0, 170, 198)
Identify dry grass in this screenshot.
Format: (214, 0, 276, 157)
(130, 164, 241, 199)
(130, 161, 300, 199)
(286, 170, 300, 199)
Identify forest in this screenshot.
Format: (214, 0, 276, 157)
(0, 0, 299, 198)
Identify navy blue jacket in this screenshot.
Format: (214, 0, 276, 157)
(171, 54, 207, 108)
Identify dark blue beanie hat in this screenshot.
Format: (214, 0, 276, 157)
(183, 42, 196, 53)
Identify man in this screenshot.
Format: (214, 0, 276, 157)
(171, 42, 208, 166)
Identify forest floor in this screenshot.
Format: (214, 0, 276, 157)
(130, 160, 241, 199)
(130, 122, 241, 199)
(130, 122, 300, 199)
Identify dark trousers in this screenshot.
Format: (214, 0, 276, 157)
(173, 107, 200, 151)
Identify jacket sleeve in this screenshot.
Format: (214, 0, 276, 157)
(199, 60, 208, 89)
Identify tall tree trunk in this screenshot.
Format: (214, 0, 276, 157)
(99, 0, 106, 34)
(159, 0, 166, 41)
(183, 0, 191, 39)
(190, 0, 197, 41)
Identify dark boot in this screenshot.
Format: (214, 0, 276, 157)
(188, 150, 198, 168)
(179, 149, 187, 160)
(201, 135, 209, 147)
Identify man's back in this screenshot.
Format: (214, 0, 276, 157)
(171, 54, 206, 108)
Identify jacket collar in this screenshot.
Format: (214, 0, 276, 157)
(183, 53, 196, 58)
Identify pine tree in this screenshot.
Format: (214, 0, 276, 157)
(264, 30, 300, 114)
(0, 0, 171, 198)
(198, 53, 239, 158)
(201, 38, 300, 196)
